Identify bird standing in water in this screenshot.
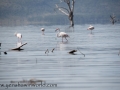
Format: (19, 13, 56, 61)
(14, 32, 22, 42)
(55, 28, 69, 42)
(87, 25, 94, 34)
(41, 28, 45, 35)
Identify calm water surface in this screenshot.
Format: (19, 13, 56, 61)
(0, 24, 120, 90)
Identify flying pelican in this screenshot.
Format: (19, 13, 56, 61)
(41, 28, 45, 35)
(87, 25, 94, 33)
(55, 28, 69, 42)
(14, 32, 22, 42)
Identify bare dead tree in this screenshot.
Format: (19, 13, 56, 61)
(55, 0, 75, 28)
(110, 13, 119, 25)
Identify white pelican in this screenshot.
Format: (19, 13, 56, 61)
(14, 32, 22, 42)
(55, 28, 69, 42)
(41, 28, 45, 35)
(87, 25, 94, 33)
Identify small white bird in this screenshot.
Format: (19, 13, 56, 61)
(14, 32, 22, 42)
(41, 28, 45, 35)
(55, 28, 69, 42)
(87, 25, 94, 33)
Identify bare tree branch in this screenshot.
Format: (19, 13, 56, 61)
(55, 4, 69, 16)
(55, 0, 75, 27)
(56, 4, 70, 13)
(64, 0, 70, 4)
(71, 0, 75, 12)
(66, 0, 71, 12)
(59, 7, 70, 14)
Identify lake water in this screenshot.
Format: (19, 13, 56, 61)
(0, 24, 120, 90)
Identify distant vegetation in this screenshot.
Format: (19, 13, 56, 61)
(0, 0, 120, 26)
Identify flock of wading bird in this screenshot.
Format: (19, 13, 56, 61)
(0, 14, 120, 56)
(43, 25, 94, 56)
(0, 26, 88, 56)
(0, 24, 93, 56)
(39, 27, 86, 56)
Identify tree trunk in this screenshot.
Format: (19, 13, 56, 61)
(55, 0, 75, 27)
(69, 11, 74, 27)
